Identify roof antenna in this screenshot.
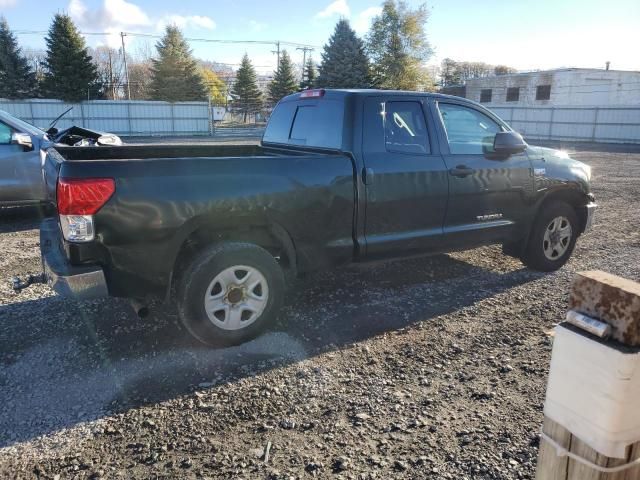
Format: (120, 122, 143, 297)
(605, 61, 610, 71)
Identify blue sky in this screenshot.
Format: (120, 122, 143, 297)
(1, 0, 638, 74)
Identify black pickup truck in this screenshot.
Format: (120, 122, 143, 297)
(35, 89, 596, 346)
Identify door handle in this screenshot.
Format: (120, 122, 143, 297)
(449, 165, 475, 177)
(363, 167, 374, 185)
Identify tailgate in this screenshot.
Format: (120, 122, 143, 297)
(43, 148, 65, 207)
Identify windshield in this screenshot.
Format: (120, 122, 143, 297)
(0, 110, 45, 136)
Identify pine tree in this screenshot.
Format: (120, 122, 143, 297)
(317, 19, 371, 89)
(42, 14, 99, 101)
(366, 0, 433, 90)
(230, 54, 262, 122)
(267, 50, 297, 104)
(0, 17, 37, 99)
(150, 26, 207, 102)
(300, 57, 317, 90)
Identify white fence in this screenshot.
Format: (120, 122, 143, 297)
(489, 105, 640, 144)
(3, 99, 639, 144)
(0, 99, 212, 136)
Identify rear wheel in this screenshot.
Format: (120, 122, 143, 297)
(177, 242, 285, 347)
(521, 202, 578, 272)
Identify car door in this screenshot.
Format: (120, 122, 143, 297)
(362, 96, 449, 256)
(433, 101, 533, 246)
(0, 120, 44, 205)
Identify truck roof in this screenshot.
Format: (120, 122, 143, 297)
(281, 88, 468, 103)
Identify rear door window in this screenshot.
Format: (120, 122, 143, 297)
(384, 101, 430, 154)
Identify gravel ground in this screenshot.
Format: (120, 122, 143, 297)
(0, 144, 639, 479)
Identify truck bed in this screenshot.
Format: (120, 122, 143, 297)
(52, 144, 306, 161)
(44, 142, 357, 297)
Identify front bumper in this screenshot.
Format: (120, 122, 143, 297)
(40, 218, 108, 300)
(584, 202, 597, 232)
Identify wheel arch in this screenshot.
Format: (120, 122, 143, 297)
(535, 187, 591, 234)
(166, 215, 297, 301)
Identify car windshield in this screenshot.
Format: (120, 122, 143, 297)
(0, 110, 45, 136)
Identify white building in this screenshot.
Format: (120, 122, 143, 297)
(463, 68, 640, 107)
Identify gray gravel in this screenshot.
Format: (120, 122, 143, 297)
(0, 144, 639, 479)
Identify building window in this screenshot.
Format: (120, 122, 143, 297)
(506, 87, 520, 102)
(536, 85, 551, 100)
(480, 89, 492, 103)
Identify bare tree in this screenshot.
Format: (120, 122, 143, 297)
(127, 42, 154, 100)
(89, 46, 124, 100)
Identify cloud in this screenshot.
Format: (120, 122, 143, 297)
(157, 14, 216, 31)
(69, 0, 151, 47)
(315, 0, 350, 19)
(0, 0, 17, 7)
(353, 6, 382, 34)
(69, 0, 151, 29)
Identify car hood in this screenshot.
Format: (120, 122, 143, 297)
(528, 145, 592, 193)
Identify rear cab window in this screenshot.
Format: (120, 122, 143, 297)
(263, 93, 345, 149)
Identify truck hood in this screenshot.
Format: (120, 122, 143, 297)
(528, 145, 592, 193)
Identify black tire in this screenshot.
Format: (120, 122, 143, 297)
(521, 201, 579, 272)
(176, 242, 285, 347)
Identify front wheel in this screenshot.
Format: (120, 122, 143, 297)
(176, 242, 285, 347)
(521, 202, 579, 272)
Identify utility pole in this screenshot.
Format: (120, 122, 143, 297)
(296, 46, 314, 85)
(120, 32, 131, 100)
(271, 41, 281, 70)
(107, 48, 114, 100)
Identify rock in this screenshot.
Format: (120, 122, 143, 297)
(279, 419, 296, 430)
(333, 456, 350, 471)
(394, 460, 408, 471)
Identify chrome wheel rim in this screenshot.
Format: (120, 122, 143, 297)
(543, 216, 572, 261)
(203, 265, 269, 331)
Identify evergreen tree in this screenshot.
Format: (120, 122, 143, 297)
(300, 57, 317, 90)
(230, 54, 262, 122)
(150, 26, 207, 102)
(267, 50, 297, 104)
(42, 14, 99, 101)
(366, 0, 433, 90)
(317, 20, 371, 89)
(0, 17, 37, 99)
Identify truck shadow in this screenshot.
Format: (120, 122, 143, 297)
(0, 206, 49, 233)
(0, 252, 541, 448)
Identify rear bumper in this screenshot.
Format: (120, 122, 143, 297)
(40, 218, 108, 300)
(584, 202, 597, 232)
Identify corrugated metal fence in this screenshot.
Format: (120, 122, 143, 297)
(489, 105, 640, 144)
(0, 99, 212, 136)
(2, 99, 638, 143)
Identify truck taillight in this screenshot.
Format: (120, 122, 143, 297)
(300, 89, 325, 98)
(57, 178, 114, 242)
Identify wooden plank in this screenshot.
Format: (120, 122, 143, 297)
(623, 443, 640, 480)
(570, 270, 640, 346)
(566, 436, 631, 480)
(536, 417, 571, 480)
(537, 272, 640, 479)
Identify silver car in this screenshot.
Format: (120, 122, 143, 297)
(0, 109, 122, 208)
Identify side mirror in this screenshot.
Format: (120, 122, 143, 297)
(493, 131, 527, 155)
(11, 132, 33, 151)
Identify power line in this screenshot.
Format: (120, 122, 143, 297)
(14, 30, 320, 49)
